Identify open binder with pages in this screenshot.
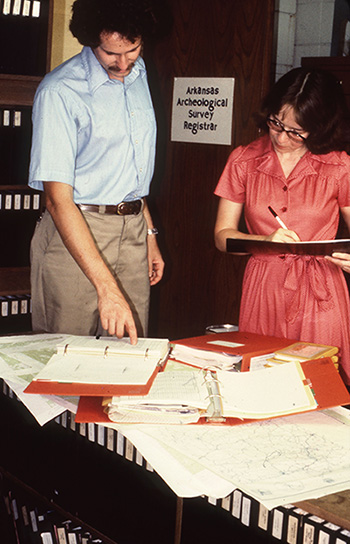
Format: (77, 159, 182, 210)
(76, 356, 350, 425)
(103, 362, 317, 424)
(25, 336, 170, 396)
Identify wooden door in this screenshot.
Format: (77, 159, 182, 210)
(146, 0, 275, 339)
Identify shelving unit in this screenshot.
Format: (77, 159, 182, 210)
(0, 0, 53, 334)
(0, 467, 119, 544)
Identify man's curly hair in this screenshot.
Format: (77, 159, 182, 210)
(69, 0, 160, 47)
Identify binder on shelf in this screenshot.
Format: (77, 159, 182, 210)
(0, 106, 32, 184)
(0, 0, 50, 76)
(0, 294, 32, 334)
(56, 525, 68, 544)
(0, 296, 9, 317)
(302, 514, 326, 544)
(75, 357, 350, 425)
(318, 521, 343, 544)
(0, 188, 42, 268)
(25, 336, 170, 396)
(337, 529, 350, 544)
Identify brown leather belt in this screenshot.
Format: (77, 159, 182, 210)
(78, 200, 142, 215)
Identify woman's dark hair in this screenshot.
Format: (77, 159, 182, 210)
(69, 0, 166, 47)
(256, 67, 350, 154)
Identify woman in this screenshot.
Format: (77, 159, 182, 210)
(214, 68, 350, 386)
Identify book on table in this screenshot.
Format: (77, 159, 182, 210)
(272, 342, 339, 362)
(24, 336, 170, 396)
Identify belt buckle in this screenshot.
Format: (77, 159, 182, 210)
(116, 202, 125, 215)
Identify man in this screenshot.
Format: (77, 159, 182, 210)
(29, 0, 164, 344)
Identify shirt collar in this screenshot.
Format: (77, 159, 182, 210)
(81, 47, 146, 94)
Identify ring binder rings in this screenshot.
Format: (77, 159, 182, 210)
(25, 336, 171, 396)
(103, 361, 319, 424)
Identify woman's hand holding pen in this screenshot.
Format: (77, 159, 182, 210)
(267, 205, 300, 242)
(266, 228, 301, 243)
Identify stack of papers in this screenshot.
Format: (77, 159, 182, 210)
(170, 343, 241, 371)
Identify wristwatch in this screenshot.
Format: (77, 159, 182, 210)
(147, 228, 159, 235)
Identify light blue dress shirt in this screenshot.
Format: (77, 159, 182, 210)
(29, 47, 157, 204)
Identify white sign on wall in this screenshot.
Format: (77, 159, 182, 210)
(171, 77, 235, 145)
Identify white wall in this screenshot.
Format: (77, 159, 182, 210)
(274, 0, 336, 79)
(51, 0, 81, 70)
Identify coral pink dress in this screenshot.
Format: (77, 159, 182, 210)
(215, 135, 350, 385)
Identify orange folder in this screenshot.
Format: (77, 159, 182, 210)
(172, 331, 295, 371)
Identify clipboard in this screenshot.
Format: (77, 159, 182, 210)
(226, 237, 350, 256)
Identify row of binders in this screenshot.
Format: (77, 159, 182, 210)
(0, 472, 115, 544)
(0, 0, 49, 76)
(1, 0, 41, 17)
(0, 294, 31, 318)
(0, 107, 32, 185)
(0, 294, 31, 334)
(0, 190, 41, 210)
(221, 488, 350, 544)
(0, 108, 27, 127)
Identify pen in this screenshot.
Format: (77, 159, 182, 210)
(268, 206, 288, 230)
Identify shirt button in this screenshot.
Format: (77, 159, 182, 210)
(281, 207, 287, 212)
(283, 185, 288, 191)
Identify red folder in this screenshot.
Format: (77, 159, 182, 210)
(172, 331, 295, 371)
(75, 357, 350, 424)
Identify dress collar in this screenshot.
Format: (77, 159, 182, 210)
(255, 135, 316, 179)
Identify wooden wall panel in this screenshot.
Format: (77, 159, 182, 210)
(146, 0, 275, 340)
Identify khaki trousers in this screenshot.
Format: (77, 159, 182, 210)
(30, 208, 150, 337)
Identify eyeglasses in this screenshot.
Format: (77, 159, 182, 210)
(267, 117, 307, 142)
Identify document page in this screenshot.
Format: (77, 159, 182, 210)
(218, 362, 317, 418)
(111, 371, 208, 408)
(34, 352, 161, 385)
(170, 344, 241, 370)
(106, 371, 209, 424)
(118, 407, 350, 508)
(0, 333, 78, 425)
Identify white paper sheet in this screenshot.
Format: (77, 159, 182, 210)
(0, 334, 78, 425)
(115, 408, 350, 509)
